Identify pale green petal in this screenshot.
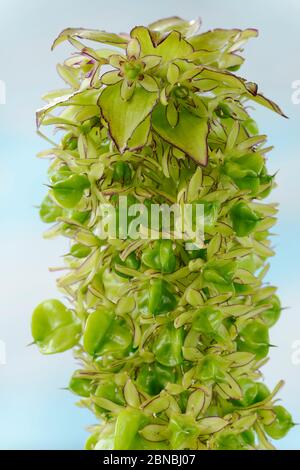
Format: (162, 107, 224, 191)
(101, 70, 122, 85)
(152, 104, 209, 165)
(139, 75, 159, 92)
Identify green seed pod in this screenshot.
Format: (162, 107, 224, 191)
(69, 373, 95, 398)
(264, 406, 294, 440)
(142, 240, 176, 273)
(112, 252, 141, 278)
(254, 382, 270, 403)
(237, 320, 269, 360)
(32, 17, 292, 450)
(192, 306, 223, 336)
(203, 260, 236, 293)
(31, 300, 81, 354)
(136, 362, 176, 395)
(216, 433, 245, 450)
(148, 279, 177, 316)
(39, 194, 63, 223)
(114, 409, 147, 450)
(260, 295, 282, 328)
(197, 355, 227, 383)
(224, 153, 264, 195)
(31, 299, 81, 354)
(48, 163, 72, 184)
(83, 308, 132, 357)
(62, 133, 78, 151)
(94, 382, 125, 414)
(230, 201, 260, 237)
(152, 324, 184, 367)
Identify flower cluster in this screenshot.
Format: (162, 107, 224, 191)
(32, 17, 292, 450)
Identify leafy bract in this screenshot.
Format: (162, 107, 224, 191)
(152, 104, 209, 165)
(190, 28, 258, 70)
(98, 82, 158, 152)
(148, 16, 201, 37)
(247, 92, 287, 118)
(36, 89, 99, 127)
(190, 28, 258, 52)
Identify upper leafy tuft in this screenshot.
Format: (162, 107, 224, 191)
(39, 17, 285, 167)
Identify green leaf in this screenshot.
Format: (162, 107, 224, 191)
(36, 89, 99, 127)
(152, 104, 209, 165)
(98, 82, 158, 152)
(31, 299, 81, 354)
(52, 174, 90, 209)
(128, 116, 151, 150)
(230, 201, 260, 237)
(83, 308, 132, 356)
(189, 28, 258, 69)
(39, 194, 63, 223)
(52, 28, 128, 50)
(198, 67, 248, 93)
(148, 16, 201, 36)
(247, 92, 287, 118)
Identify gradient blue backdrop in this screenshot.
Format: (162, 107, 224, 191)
(0, 0, 299, 450)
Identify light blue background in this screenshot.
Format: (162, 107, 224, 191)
(0, 0, 299, 450)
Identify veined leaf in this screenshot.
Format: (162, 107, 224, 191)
(52, 174, 90, 209)
(197, 417, 228, 435)
(36, 89, 100, 127)
(152, 104, 209, 165)
(190, 28, 257, 51)
(189, 28, 258, 70)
